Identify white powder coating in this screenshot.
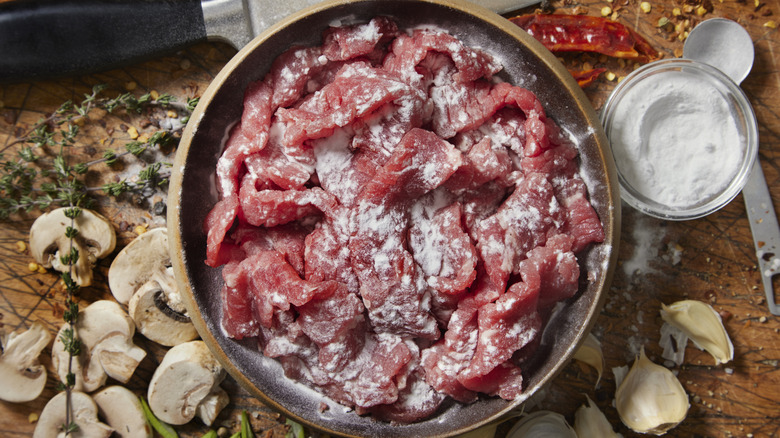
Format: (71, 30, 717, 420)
(609, 71, 745, 209)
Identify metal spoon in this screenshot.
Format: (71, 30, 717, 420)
(683, 18, 780, 316)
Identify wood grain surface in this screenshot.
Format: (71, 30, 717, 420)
(1, 0, 778, 437)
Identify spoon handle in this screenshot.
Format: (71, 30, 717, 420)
(743, 160, 780, 316)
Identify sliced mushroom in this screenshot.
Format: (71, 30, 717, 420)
(93, 386, 152, 438)
(128, 281, 199, 347)
(52, 300, 146, 392)
(29, 207, 116, 287)
(33, 391, 114, 438)
(148, 340, 228, 425)
(0, 321, 52, 402)
(195, 386, 230, 426)
(109, 227, 198, 347)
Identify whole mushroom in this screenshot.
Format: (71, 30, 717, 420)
(29, 207, 116, 287)
(109, 227, 198, 347)
(52, 300, 146, 392)
(147, 340, 228, 426)
(0, 321, 52, 403)
(33, 391, 114, 438)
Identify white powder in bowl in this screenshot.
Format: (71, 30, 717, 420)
(609, 70, 744, 209)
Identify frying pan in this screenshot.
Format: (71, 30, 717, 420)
(168, 0, 620, 436)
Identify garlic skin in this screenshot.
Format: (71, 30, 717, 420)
(660, 300, 734, 365)
(615, 348, 689, 435)
(575, 395, 621, 438)
(573, 332, 604, 385)
(507, 411, 578, 438)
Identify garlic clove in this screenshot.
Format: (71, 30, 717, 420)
(506, 411, 578, 438)
(616, 347, 689, 435)
(660, 300, 734, 365)
(573, 332, 604, 385)
(574, 395, 620, 438)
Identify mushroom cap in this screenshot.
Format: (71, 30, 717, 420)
(52, 300, 146, 392)
(109, 228, 171, 305)
(148, 340, 226, 425)
(29, 207, 116, 287)
(0, 321, 51, 403)
(128, 280, 199, 347)
(93, 386, 152, 438)
(33, 391, 114, 438)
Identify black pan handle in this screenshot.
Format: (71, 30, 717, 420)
(0, 0, 207, 81)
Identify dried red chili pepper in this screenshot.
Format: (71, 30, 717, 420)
(510, 14, 661, 63)
(570, 68, 607, 87)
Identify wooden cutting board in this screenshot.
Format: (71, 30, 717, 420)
(1, 0, 778, 436)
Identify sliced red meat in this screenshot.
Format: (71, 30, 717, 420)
(239, 187, 336, 228)
(430, 81, 549, 154)
(409, 202, 477, 295)
(216, 81, 274, 197)
(420, 294, 480, 403)
(322, 16, 399, 62)
(458, 361, 525, 400)
(384, 29, 502, 86)
(473, 173, 563, 290)
(204, 194, 239, 267)
(268, 46, 327, 108)
(304, 208, 360, 292)
(220, 260, 258, 339)
(366, 368, 447, 423)
(277, 62, 417, 148)
(518, 234, 580, 315)
(457, 280, 541, 398)
(297, 281, 365, 371)
(357, 128, 462, 204)
(243, 250, 329, 327)
(233, 223, 309, 275)
(243, 131, 314, 190)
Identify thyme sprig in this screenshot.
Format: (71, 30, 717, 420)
(0, 85, 197, 219)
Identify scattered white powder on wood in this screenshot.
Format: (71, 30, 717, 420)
(609, 71, 745, 209)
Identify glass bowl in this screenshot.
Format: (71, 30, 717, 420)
(601, 58, 758, 220)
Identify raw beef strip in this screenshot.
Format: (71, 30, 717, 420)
(431, 81, 549, 155)
(517, 234, 580, 315)
(522, 143, 605, 252)
(420, 294, 481, 403)
(365, 368, 447, 423)
(216, 81, 274, 197)
(204, 194, 239, 267)
(268, 46, 327, 108)
(457, 280, 541, 399)
(243, 250, 330, 327)
(304, 207, 360, 293)
(239, 186, 336, 228)
(459, 361, 525, 400)
(384, 29, 502, 86)
(297, 280, 366, 371)
(444, 136, 514, 192)
(409, 202, 478, 296)
(232, 223, 309, 276)
(277, 62, 418, 148)
(322, 16, 399, 62)
(473, 172, 563, 290)
(357, 128, 462, 204)
(220, 259, 257, 339)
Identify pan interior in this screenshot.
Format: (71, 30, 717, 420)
(171, 1, 617, 437)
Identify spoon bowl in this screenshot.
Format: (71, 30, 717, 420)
(683, 18, 754, 85)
